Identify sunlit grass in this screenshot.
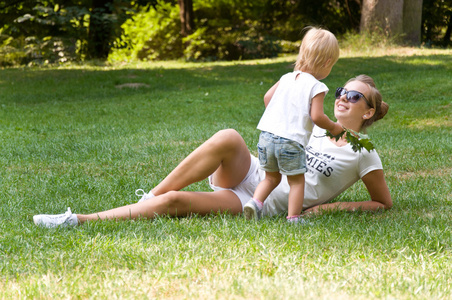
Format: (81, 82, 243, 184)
(0, 49, 451, 299)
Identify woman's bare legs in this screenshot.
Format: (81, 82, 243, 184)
(152, 129, 251, 193)
(77, 190, 241, 222)
(76, 129, 251, 223)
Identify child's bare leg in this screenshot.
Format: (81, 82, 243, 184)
(253, 171, 282, 202)
(287, 174, 305, 217)
(243, 171, 281, 220)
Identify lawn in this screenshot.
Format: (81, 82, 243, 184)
(0, 48, 451, 299)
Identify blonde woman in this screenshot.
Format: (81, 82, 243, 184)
(33, 75, 392, 228)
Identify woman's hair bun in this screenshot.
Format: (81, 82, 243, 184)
(376, 101, 389, 121)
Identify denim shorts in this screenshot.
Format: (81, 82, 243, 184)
(257, 131, 306, 176)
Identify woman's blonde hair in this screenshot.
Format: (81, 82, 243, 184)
(294, 27, 340, 72)
(346, 74, 389, 131)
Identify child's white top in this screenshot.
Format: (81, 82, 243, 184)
(257, 71, 329, 147)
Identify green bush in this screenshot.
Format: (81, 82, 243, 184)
(111, 0, 297, 62)
(0, 33, 25, 66)
(183, 22, 283, 61)
(110, 1, 183, 62)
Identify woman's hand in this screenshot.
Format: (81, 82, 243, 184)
(303, 170, 392, 214)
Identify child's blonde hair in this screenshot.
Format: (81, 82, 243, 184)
(294, 27, 339, 73)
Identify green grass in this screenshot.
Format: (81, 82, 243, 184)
(1, 49, 451, 299)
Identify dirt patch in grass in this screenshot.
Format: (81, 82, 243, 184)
(408, 116, 452, 129)
(115, 83, 150, 89)
(396, 167, 452, 180)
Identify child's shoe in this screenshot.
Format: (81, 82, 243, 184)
(287, 215, 310, 225)
(33, 207, 78, 228)
(243, 198, 263, 220)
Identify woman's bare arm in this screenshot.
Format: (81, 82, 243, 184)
(304, 169, 392, 214)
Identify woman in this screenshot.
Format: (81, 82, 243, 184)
(33, 75, 392, 227)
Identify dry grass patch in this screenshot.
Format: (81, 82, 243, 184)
(408, 116, 451, 130)
(115, 83, 150, 89)
(341, 46, 452, 58)
(397, 167, 452, 180)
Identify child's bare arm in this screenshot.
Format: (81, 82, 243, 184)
(264, 81, 280, 107)
(311, 92, 342, 135)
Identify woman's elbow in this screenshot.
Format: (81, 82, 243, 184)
(380, 197, 393, 210)
(385, 200, 393, 210)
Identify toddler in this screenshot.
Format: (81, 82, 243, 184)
(244, 27, 343, 223)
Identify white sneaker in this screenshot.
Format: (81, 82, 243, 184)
(33, 207, 78, 228)
(135, 189, 155, 203)
(243, 198, 262, 220)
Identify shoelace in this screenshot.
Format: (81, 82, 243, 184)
(46, 208, 73, 226)
(61, 207, 73, 225)
(50, 207, 72, 221)
(135, 189, 146, 197)
(135, 189, 149, 202)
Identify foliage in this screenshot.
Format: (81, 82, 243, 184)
(110, 1, 183, 62)
(179, 0, 360, 61)
(182, 22, 283, 61)
(326, 128, 375, 153)
(0, 1, 86, 64)
(110, 0, 361, 62)
(422, 0, 452, 47)
(0, 31, 26, 66)
(0, 0, 451, 65)
(0, 0, 135, 65)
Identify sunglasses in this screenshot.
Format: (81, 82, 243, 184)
(335, 87, 373, 108)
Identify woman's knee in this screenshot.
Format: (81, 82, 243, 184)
(212, 129, 242, 145)
(163, 191, 184, 207)
(209, 129, 246, 152)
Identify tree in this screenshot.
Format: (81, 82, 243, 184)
(360, 0, 424, 45)
(360, 0, 404, 36)
(178, 0, 193, 37)
(87, 0, 114, 59)
(403, 0, 423, 45)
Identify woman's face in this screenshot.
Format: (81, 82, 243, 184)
(334, 80, 373, 124)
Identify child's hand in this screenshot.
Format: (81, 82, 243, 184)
(329, 123, 344, 136)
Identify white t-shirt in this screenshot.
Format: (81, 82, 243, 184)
(262, 126, 383, 216)
(257, 71, 329, 147)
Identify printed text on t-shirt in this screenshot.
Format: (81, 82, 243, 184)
(306, 145, 334, 177)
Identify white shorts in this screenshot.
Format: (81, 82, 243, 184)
(208, 154, 261, 209)
(208, 154, 290, 216)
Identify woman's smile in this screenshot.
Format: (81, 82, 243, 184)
(335, 101, 349, 111)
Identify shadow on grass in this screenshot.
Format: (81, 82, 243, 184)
(1, 55, 450, 106)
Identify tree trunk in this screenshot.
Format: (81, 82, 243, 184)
(360, 0, 404, 36)
(403, 0, 423, 45)
(87, 0, 113, 59)
(443, 13, 452, 46)
(178, 0, 194, 37)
